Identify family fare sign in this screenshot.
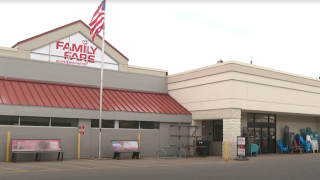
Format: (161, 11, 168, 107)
(55, 40, 98, 65)
(30, 33, 118, 70)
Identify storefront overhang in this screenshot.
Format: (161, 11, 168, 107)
(0, 78, 190, 115)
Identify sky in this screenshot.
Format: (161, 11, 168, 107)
(1, 0, 320, 78)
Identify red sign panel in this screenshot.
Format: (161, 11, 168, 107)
(237, 137, 246, 157)
(79, 126, 84, 135)
(11, 139, 62, 152)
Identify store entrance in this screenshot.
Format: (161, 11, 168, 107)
(248, 125, 276, 153)
(247, 113, 276, 154)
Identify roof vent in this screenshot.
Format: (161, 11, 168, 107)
(217, 59, 223, 64)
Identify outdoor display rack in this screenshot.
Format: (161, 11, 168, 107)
(156, 123, 205, 159)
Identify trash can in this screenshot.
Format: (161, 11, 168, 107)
(196, 141, 211, 156)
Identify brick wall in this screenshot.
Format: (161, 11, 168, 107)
(222, 118, 241, 159)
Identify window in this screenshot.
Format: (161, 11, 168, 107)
(255, 114, 268, 123)
(20, 116, 50, 126)
(269, 115, 275, 123)
(247, 113, 254, 123)
(51, 118, 78, 127)
(213, 120, 223, 141)
(0, 115, 19, 125)
(140, 121, 159, 129)
(247, 113, 276, 124)
(91, 119, 114, 128)
(119, 120, 139, 129)
(248, 128, 254, 137)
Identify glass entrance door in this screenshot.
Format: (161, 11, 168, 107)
(269, 128, 276, 153)
(247, 113, 276, 154)
(252, 127, 272, 153)
(261, 127, 269, 153)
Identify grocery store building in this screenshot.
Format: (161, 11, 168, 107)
(0, 20, 192, 161)
(168, 60, 320, 158)
(1, 20, 320, 161)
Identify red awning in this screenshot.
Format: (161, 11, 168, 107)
(0, 78, 190, 115)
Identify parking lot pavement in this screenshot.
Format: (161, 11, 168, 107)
(0, 156, 225, 174)
(1, 154, 320, 180)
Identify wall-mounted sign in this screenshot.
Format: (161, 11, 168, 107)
(79, 126, 84, 135)
(30, 33, 118, 70)
(237, 136, 246, 157)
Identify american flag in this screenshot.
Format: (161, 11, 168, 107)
(89, 0, 105, 42)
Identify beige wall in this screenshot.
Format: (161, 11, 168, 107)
(168, 61, 320, 116)
(276, 114, 318, 141)
(0, 48, 29, 59)
(169, 80, 233, 111)
(317, 117, 320, 133)
(128, 65, 167, 77)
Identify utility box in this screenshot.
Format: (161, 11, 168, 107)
(196, 141, 211, 156)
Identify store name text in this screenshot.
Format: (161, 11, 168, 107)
(56, 40, 97, 63)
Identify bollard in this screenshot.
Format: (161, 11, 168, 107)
(6, 132, 10, 162)
(224, 141, 228, 161)
(138, 133, 141, 158)
(77, 132, 80, 159)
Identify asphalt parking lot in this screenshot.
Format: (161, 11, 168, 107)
(1, 153, 320, 180)
(0, 156, 225, 173)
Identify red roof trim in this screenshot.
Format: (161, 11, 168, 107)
(0, 78, 191, 115)
(0, 77, 167, 96)
(11, 20, 129, 61)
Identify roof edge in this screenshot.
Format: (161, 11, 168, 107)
(11, 20, 129, 61)
(0, 46, 18, 52)
(128, 65, 168, 72)
(168, 60, 320, 82)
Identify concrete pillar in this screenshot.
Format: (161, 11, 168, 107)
(191, 108, 241, 158)
(222, 118, 241, 159)
(114, 120, 119, 129)
(189, 120, 202, 155)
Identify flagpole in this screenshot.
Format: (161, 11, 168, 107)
(98, 0, 106, 160)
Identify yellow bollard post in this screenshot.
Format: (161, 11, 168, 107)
(77, 132, 80, 160)
(224, 141, 228, 161)
(138, 133, 141, 158)
(6, 132, 10, 162)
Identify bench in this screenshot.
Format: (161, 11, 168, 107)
(111, 140, 141, 160)
(11, 139, 64, 163)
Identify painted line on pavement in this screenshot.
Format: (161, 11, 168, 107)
(0, 166, 27, 172)
(8, 163, 61, 170)
(0, 168, 82, 174)
(81, 159, 155, 167)
(40, 162, 92, 170)
(66, 161, 121, 168)
(89, 159, 168, 165)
